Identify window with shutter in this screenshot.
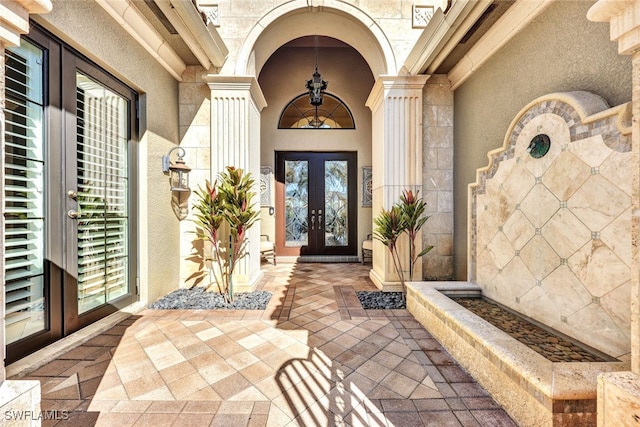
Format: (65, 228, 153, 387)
(75, 74, 129, 314)
(4, 39, 46, 344)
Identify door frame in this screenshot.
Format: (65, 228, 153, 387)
(275, 151, 357, 258)
(62, 50, 139, 334)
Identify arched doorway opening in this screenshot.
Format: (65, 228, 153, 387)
(227, 1, 396, 263)
(258, 35, 375, 260)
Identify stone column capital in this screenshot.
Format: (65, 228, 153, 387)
(0, 0, 52, 47)
(202, 74, 267, 111)
(366, 74, 430, 111)
(588, 0, 640, 55)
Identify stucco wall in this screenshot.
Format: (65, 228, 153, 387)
(453, 0, 631, 279)
(33, 0, 181, 304)
(258, 44, 374, 253)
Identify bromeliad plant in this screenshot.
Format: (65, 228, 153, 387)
(399, 190, 433, 281)
(373, 205, 406, 285)
(374, 189, 433, 295)
(192, 166, 260, 303)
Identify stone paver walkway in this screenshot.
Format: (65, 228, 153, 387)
(11, 263, 517, 426)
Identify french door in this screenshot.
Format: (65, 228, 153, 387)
(275, 151, 357, 257)
(4, 25, 137, 363)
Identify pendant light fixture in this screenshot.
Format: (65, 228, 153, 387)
(305, 35, 328, 107)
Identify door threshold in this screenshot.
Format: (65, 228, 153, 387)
(297, 255, 360, 263)
(6, 301, 146, 378)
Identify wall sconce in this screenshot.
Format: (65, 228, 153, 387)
(162, 146, 191, 192)
(162, 146, 191, 220)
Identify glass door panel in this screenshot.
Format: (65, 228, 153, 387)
(75, 73, 130, 314)
(284, 160, 309, 247)
(4, 39, 47, 344)
(324, 160, 348, 247)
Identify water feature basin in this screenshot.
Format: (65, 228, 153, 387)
(407, 281, 629, 427)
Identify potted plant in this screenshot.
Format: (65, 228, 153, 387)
(192, 166, 260, 302)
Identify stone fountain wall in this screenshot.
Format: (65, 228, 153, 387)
(469, 91, 632, 358)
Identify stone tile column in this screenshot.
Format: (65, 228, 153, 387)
(423, 75, 454, 280)
(588, 1, 640, 425)
(202, 75, 267, 290)
(366, 75, 429, 291)
(0, 0, 51, 414)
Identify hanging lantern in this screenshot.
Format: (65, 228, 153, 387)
(306, 67, 327, 107)
(162, 147, 191, 192)
(305, 35, 328, 107)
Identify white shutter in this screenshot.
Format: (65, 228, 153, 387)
(75, 74, 129, 314)
(4, 41, 46, 343)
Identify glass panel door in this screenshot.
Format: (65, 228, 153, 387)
(276, 152, 356, 257)
(3, 39, 46, 344)
(284, 160, 309, 247)
(324, 160, 348, 247)
(4, 27, 137, 362)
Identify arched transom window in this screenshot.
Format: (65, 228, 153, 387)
(278, 93, 355, 129)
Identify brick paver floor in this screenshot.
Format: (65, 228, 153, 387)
(11, 263, 517, 426)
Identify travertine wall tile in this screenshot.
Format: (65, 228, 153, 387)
(519, 235, 560, 279)
(543, 151, 590, 200)
(520, 185, 560, 228)
(503, 210, 535, 250)
(487, 232, 514, 270)
(601, 280, 633, 339)
(600, 150, 633, 197)
(542, 209, 590, 259)
(568, 175, 629, 231)
(600, 208, 632, 267)
(423, 75, 454, 279)
(469, 92, 632, 356)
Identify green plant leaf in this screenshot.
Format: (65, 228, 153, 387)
(417, 246, 434, 258)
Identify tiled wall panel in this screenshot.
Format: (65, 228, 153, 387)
(470, 92, 632, 358)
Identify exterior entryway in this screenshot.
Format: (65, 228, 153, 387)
(4, 26, 138, 363)
(275, 151, 357, 258)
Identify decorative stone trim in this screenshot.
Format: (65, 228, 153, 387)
(0, 0, 52, 46)
(412, 5, 435, 28)
(477, 95, 631, 193)
(197, 2, 220, 27)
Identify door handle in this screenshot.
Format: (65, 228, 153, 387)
(310, 214, 315, 230)
(67, 210, 81, 219)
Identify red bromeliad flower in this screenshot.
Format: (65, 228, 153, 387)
(403, 190, 415, 204)
(208, 180, 217, 199)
